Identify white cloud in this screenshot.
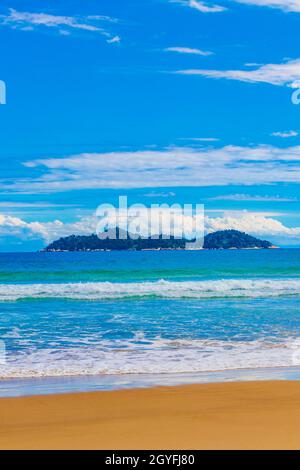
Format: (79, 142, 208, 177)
(0, 214, 96, 243)
(0, 8, 120, 43)
(171, 0, 227, 13)
(181, 137, 220, 142)
(175, 59, 300, 86)
(206, 209, 287, 216)
(2, 144, 299, 193)
(0, 202, 75, 208)
(86, 15, 119, 23)
(143, 191, 177, 197)
(271, 130, 299, 138)
(189, 0, 226, 12)
(176, 0, 300, 13)
(233, 1, 300, 13)
(107, 35, 121, 44)
(205, 213, 300, 238)
(209, 194, 298, 202)
(165, 46, 213, 56)
(1, 211, 300, 246)
(171, 0, 300, 14)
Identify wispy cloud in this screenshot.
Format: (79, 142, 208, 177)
(0, 202, 76, 208)
(170, 0, 227, 13)
(165, 46, 213, 56)
(107, 35, 121, 44)
(209, 194, 298, 202)
(233, 1, 300, 13)
(271, 130, 299, 138)
(175, 59, 300, 86)
(143, 191, 176, 197)
(1, 144, 300, 193)
(180, 137, 220, 142)
(171, 0, 300, 13)
(0, 8, 120, 43)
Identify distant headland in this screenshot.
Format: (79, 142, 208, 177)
(43, 229, 277, 252)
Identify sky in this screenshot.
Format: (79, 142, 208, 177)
(1, 0, 300, 250)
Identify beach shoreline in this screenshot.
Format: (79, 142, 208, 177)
(1, 366, 300, 398)
(0, 380, 300, 450)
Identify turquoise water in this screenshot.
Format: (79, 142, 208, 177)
(0, 249, 300, 394)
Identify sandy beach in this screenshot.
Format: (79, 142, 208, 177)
(0, 380, 299, 450)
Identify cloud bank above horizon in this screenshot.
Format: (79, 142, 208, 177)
(0, 211, 299, 246)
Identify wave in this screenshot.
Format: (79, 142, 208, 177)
(1, 336, 299, 379)
(0, 278, 300, 301)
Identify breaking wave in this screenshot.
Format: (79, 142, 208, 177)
(0, 278, 300, 301)
(0, 336, 299, 379)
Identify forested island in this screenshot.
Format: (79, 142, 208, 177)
(204, 230, 274, 250)
(44, 229, 275, 252)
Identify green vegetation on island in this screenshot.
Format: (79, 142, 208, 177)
(203, 230, 273, 250)
(44, 229, 275, 252)
(44, 233, 186, 252)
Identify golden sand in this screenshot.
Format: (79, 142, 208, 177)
(0, 381, 300, 450)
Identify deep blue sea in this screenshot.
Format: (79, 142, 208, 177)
(0, 249, 300, 395)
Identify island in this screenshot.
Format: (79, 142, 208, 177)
(203, 230, 274, 250)
(43, 229, 275, 252)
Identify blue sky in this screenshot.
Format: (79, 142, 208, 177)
(1, 0, 300, 250)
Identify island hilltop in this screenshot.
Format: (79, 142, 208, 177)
(44, 229, 277, 252)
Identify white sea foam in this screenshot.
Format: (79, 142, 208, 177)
(0, 337, 298, 379)
(0, 278, 300, 301)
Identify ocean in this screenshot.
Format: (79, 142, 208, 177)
(0, 249, 300, 396)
